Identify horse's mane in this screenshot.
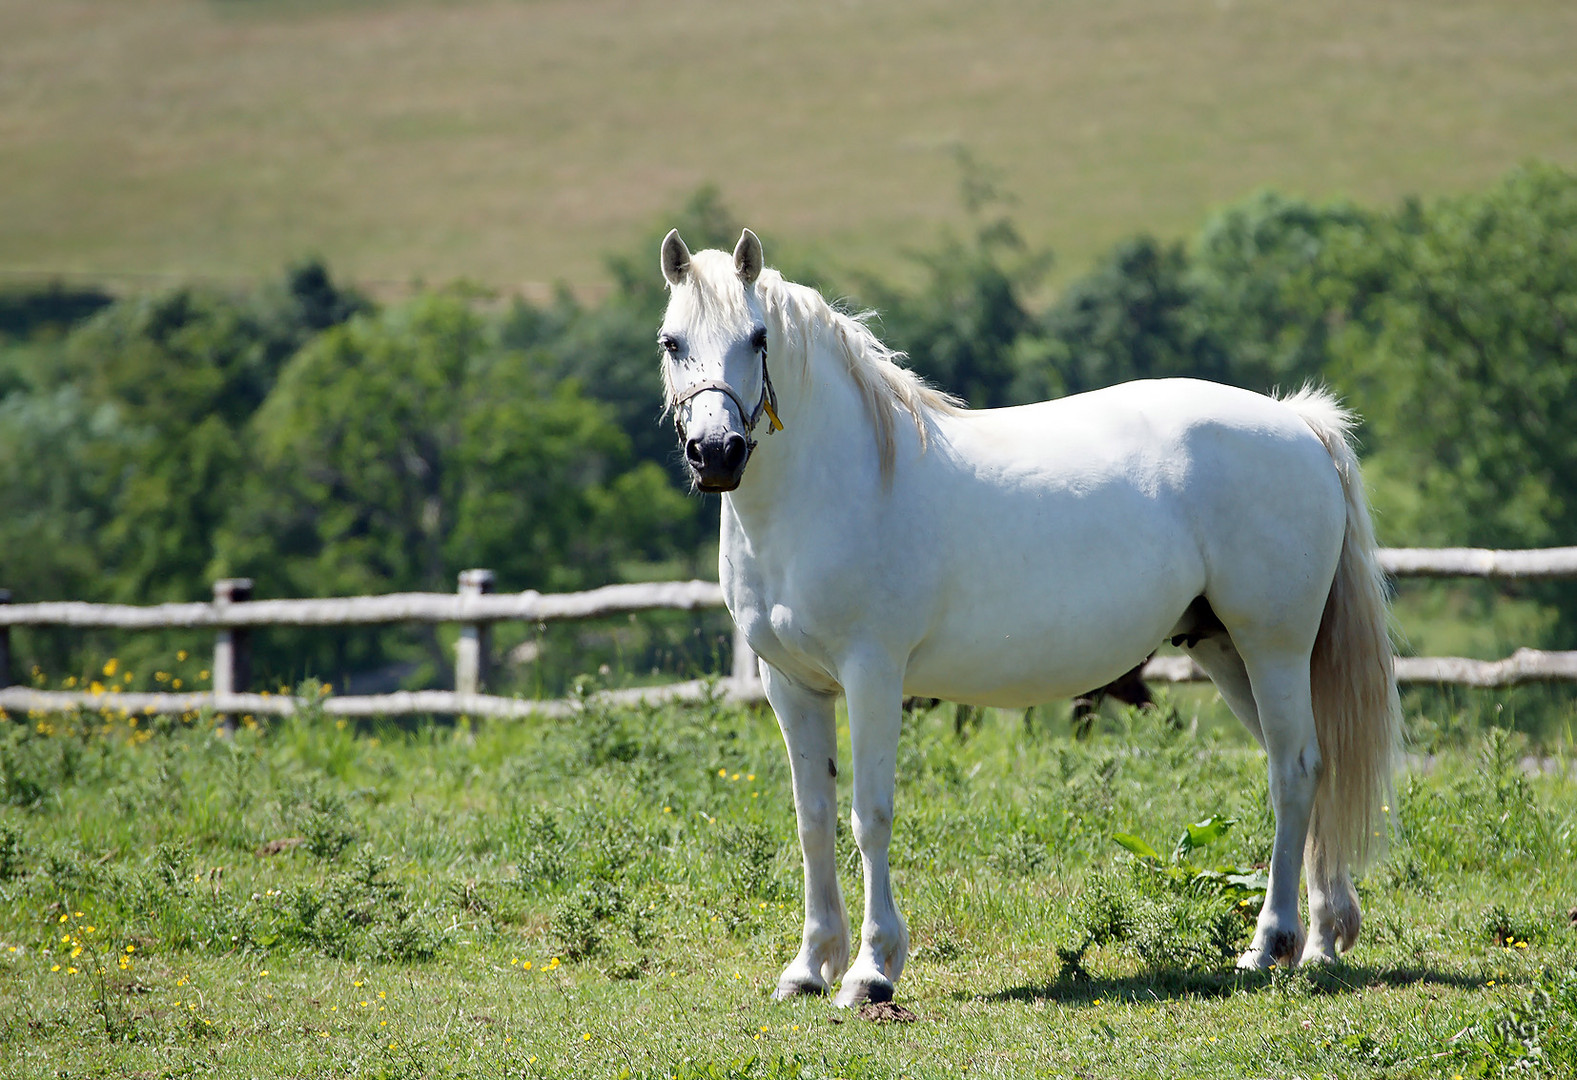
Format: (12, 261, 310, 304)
(674, 250, 963, 480)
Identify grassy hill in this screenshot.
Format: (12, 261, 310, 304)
(3, 0, 1575, 294)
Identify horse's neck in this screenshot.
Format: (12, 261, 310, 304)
(722, 337, 877, 531)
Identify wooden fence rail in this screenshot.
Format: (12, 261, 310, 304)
(2, 545, 1575, 719)
(1376, 546, 1577, 579)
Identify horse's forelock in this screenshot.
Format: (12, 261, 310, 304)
(670, 250, 755, 337)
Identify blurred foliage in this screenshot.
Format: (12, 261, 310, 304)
(217, 294, 688, 683)
(0, 281, 113, 343)
(852, 152, 1055, 409)
(2, 163, 1575, 691)
(1322, 164, 1577, 553)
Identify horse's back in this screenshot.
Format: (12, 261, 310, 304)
(945, 379, 1324, 458)
(929, 378, 1340, 525)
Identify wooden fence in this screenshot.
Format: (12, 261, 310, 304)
(2, 546, 1575, 720)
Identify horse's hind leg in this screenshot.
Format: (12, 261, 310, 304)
(1186, 634, 1264, 748)
(1185, 630, 1312, 971)
(1302, 848, 1360, 965)
(763, 665, 850, 998)
(1191, 633, 1358, 966)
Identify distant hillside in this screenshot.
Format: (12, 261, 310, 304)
(3, 0, 1575, 292)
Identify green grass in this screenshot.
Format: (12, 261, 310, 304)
(3, 689, 1576, 1078)
(3, 0, 1575, 294)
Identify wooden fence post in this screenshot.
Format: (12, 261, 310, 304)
(212, 580, 253, 728)
(455, 569, 495, 697)
(0, 590, 11, 688)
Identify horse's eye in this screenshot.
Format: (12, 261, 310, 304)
(750, 327, 767, 351)
(659, 335, 680, 354)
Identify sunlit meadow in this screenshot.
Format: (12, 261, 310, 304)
(2, 660, 1576, 1078)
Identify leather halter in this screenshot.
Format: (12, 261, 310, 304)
(670, 342, 782, 452)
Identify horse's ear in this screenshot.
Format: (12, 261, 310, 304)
(661, 229, 691, 286)
(734, 228, 763, 286)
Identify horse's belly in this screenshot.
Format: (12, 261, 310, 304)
(897, 474, 1204, 707)
(902, 607, 1179, 708)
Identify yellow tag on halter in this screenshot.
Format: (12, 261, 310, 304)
(763, 399, 784, 432)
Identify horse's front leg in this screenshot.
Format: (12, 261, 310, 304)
(834, 657, 909, 1007)
(763, 664, 849, 999)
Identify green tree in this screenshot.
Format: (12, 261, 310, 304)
(1189, 190, 1376, 393)
(1032, 235, 1225, 398)
(502, 184, 746, 469)
(3, 262, 365, 605)
(1019, 193, 1373, 402)
(1321, 163, 1577, 554)
(0, 380, 127, 603)
(851, 155, 1055, 408)
(220, 293, 688, 682)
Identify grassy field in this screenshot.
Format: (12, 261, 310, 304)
(3, 0, 1576, 294)
(3, 678, 1575, 1078)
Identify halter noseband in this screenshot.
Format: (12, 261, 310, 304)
(670, 342, 783, 452)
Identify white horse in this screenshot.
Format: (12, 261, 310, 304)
(658, 229, 1401, 1006)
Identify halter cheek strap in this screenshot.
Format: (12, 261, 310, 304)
(671, 345, 783, 450)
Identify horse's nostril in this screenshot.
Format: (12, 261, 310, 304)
(685, 438, 705, 468)
(722, 433, 748, 470)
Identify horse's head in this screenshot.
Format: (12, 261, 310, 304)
(658, 228, 781, 493)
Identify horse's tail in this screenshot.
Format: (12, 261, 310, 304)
(1281, 387, 1402, 883)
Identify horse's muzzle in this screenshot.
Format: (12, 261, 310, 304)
(684, 431, 751, 492)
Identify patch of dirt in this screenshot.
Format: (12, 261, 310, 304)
(256, 837, 304, 856)
(856, 1001, 917, 1024)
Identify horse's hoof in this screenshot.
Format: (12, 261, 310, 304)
(1235, 948, 1279, 970)
(773, 978, 828, 1000)
(833, 976, 895, 1008)
(1239, 926, 1302, 969)
(1298, 942, 1340, 967)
